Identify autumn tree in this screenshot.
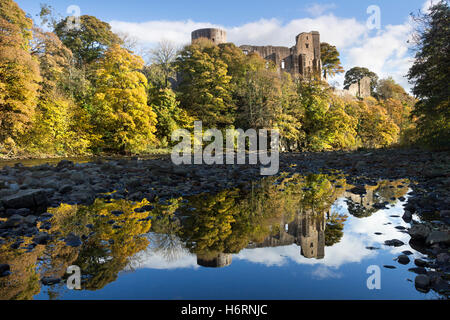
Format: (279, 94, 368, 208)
(27, 28, 96, 155)
(176, 39, 235, 128)
(320, 42, 345, 79)
(0, 0, 41, 152)
(407, 1, 450, 149)
(92, 44, 157, 153)
(354, 99, 400, 148)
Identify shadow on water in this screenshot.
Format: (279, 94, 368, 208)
(0, 172, 445, 300)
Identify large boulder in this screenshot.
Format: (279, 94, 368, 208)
(1, 189, 48, 211)
(408, 224, 431, 240)
(415, 275, 430, 292)
(426, 231, 450, 245)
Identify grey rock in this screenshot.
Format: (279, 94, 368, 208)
(24, 215, 37, 225)
(408, 224, 431, 240)
(439, 210, 450, 219)
(415, 275, 430, 291)
(436, 253, 449, 266)
(402, 210, 412, 223)
(384, 239, 405, 247)
(1, 189, 48, 209)
(33, 232, 51, 245)
(59, 185, 73, 194)
(0, 214, 24, 228)
(415, 259, 429, 267)
(397, 255, 411, 265)
(64, 233, 82, 247)
(408, 267, 427, 275)
(70, 171, 85, 183)
(383, 265, 396, 269)
(426, 231, 450, 245)
(41, 277, 61, 285)
(56, 160, 74, 170)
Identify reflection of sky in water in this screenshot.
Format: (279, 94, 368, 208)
(35, 192, 440, 300)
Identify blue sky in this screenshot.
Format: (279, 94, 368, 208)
(15, 0, 436, 90)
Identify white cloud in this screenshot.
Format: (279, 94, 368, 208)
(345, 23, 414, 89)
(422, 0, 440, 13)
(305, 3, 337, 17)
(311, 265, 343, 280)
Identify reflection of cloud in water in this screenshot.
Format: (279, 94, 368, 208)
(127, 249, 199, 270)
(235, 195, 419, 268)
(311, 266, 343, 280)
(129, 194, 419, 271)
(127, 233, 199, 270)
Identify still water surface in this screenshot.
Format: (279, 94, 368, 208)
(0, 172, 442, 300)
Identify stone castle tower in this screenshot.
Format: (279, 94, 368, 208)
(240, 31, 322, 79)
(192, 28, 227, 45)
(191, 28, 321, 79)
(246, 210, 326, 260)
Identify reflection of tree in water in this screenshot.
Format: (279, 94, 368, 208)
(0, 173, 412, 297)
(170, 173, 351, 262)
(345, 179, 409, 219)
(0, 242, 42, 300)
(148, 233, 188, 263)
(325, 212, 347, 247)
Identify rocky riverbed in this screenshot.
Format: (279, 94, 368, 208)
(0, 148, 449, 297)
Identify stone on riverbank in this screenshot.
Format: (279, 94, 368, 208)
(426, 231, 450, 245)
(408, 224, 431, 240)
(415, 275, 430, 292)
(1, 189, 48, 211)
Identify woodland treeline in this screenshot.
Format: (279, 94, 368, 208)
(0, 0, 448, 157)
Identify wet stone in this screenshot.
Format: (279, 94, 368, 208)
(415, 259, 429, 268)
(409, 267, 427, 275)
(415, 275, 431, 292)
(397, 255, 411, 265)
(64, 233, 82, 247)
(385, 239, 405, 247)
(41, 277, 61, 285)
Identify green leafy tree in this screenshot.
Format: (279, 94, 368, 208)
(407, 1, 450, 149)
(320, 42, 345, 79)
(54, 15, 122, 67)
(92, 44, 157, 153)
(148, 87, 194, 146)
(344, 67, 378, 94)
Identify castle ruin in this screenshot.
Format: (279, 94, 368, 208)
(191, 28, 322, 79)
(192, 28, 228, 46)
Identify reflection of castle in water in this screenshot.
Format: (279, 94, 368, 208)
(197, 253, 233, 268)
(247, 210, 327, 260)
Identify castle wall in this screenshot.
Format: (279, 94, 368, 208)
(239, 31, 321, 79)
(190, 28, 322, 79)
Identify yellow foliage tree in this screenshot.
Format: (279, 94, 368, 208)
(0, 0, 41, 152)
(93, 44, 157, 153)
